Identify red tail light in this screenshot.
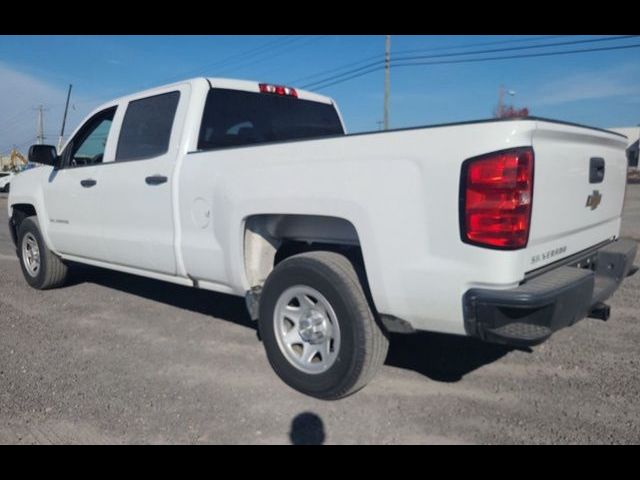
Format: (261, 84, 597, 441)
(460, 147, 534, 249)
(259, 83, 298, 98)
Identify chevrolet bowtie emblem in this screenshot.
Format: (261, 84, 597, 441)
(586, 190, 602, 210)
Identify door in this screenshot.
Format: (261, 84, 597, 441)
(43, 106, 117, 259)
(95, 86, 189, 275)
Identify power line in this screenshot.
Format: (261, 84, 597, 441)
(302, 35, 638, 90)
(207, 36, 300, 69)
(396, 42, 640, 69)
(289, 35, 572, 85)
(217, 36, 320, 74)
(307, 40, 640, 91)
(0, 123, 37, 148)
(0, 107, 34, 133)
(13, 138, 35, 150)
(384, 35, 391, 131)
(61, 36, 304, 108)
(0, 134, 36, 154)
(136, 36, 304, 91)
(217, 35, 329, 78)
(388, 35, 573, 56)
(393, 35, 637, 63)
(6, 38, 321, 155)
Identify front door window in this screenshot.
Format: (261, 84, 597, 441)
(66, 108, 116, 168)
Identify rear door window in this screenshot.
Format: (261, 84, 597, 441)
(116, 91, 180, 162)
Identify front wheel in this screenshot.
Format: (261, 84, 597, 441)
(17, 216, 69, 289)
(258, 251, 388, 399)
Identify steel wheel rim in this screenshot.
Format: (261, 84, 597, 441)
(273, 285, 341, 375)
(21, 232, 41, 277)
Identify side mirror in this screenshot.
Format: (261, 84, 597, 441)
(28, 145, 58, 167)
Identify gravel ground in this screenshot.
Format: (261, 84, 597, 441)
(0, 186, 638, 445)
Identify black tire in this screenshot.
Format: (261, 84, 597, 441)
(17, 216, 68, 290)
(259, 251, 388, 400)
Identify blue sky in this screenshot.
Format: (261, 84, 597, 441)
(1, 35, 639, 153)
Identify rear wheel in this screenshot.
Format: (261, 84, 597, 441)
(17, 216, 68, 289)
(259, 251, 388, 399)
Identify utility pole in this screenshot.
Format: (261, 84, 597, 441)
(35, 105, 49, 145)
(496, 85, 505, 118)
(383, 34, 391, 131)
(495, 85, 516, 118)
(58, 84, 73, 152)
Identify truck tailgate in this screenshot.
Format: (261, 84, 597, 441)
(526, 121, 629, 272)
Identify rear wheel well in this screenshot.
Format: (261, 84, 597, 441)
(243, 214, 369, 291)
(243, 215, 385, 332)
(276, 240, 374, 309)
(275, 240, 364, 270)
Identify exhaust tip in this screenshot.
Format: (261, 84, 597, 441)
(589, 302, 611, 321)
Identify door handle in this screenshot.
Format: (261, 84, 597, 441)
(145, 175, 168, 186)
(80, 179, 97, 188)
(590, 157, 605, 183)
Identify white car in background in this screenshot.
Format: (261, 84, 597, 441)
(0, 171, 14, 193)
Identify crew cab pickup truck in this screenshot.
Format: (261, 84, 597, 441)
(8, 78, 638, 399)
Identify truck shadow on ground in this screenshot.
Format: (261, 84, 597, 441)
(67, 264, 255, 329)
(68, 265, 523, 383)
(385, 332, 522, 382)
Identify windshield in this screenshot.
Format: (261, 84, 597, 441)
(198, 88, 344, 150)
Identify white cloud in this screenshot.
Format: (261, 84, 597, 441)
(0, 62, 98, 154)
(528, 63, 640, 107)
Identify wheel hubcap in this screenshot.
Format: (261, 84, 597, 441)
(22, 232, 41, 277)
(273, 286, 341, 374)
(299, 310, 328, 344)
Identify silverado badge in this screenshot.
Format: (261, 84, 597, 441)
(586, 190, 602, 211)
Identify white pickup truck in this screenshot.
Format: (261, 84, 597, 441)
(8, 78, 638, 399)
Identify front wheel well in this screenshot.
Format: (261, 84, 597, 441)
(9, 204, 37, 246)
